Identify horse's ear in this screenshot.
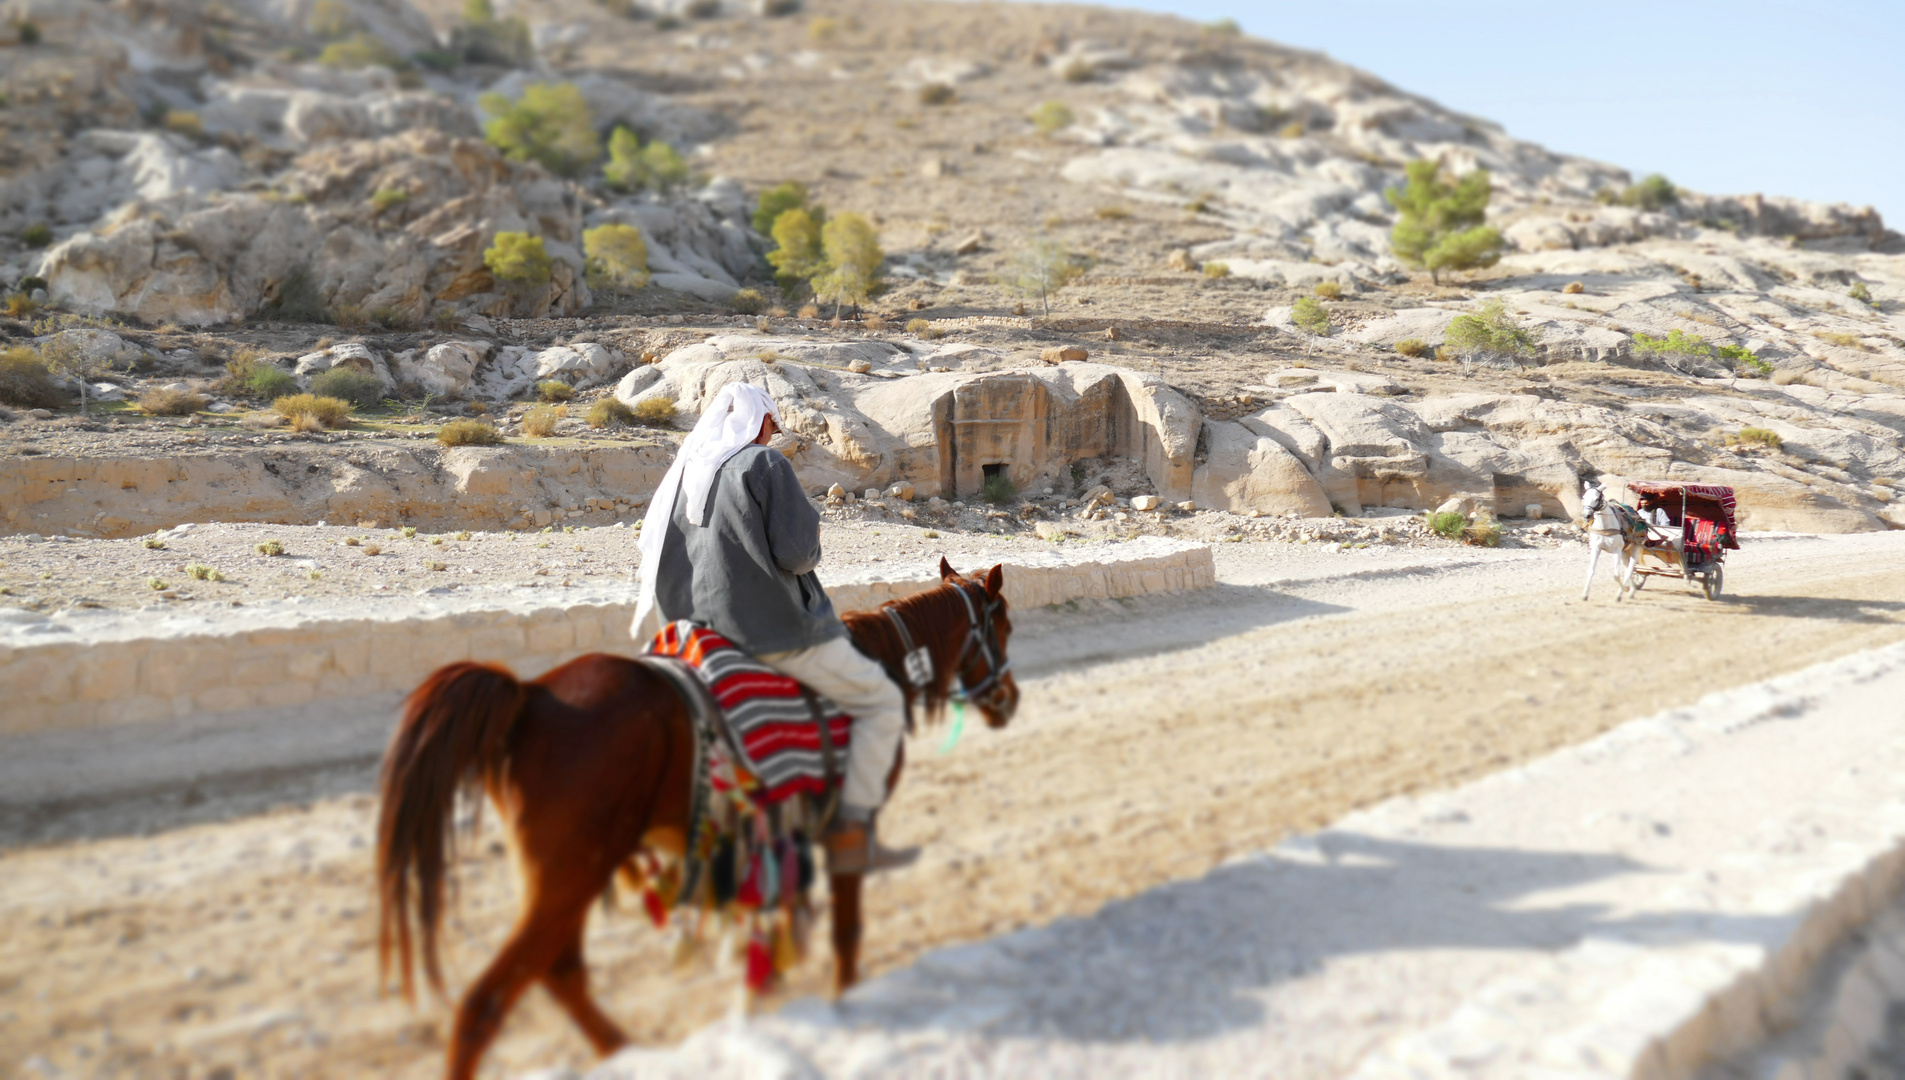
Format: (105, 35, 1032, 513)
(939, 556, 959, 581)
(984, 563, 1004, 597)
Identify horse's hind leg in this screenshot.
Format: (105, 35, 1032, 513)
(542, 919, 628, 1056)
(446, 912, 569, 1080)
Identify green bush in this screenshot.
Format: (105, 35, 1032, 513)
(752, 181, 815, 235)
(1717, 343, 1772, 377)
(21, 222, 52, 248)
(309, 367, 384, 406)
(17, 20, 40, 46)
(256, 539, 285, 556)
(587, 397, 636, 428)
(1202, 262, 1231, 278)
(522, 403, 563, 436)
(1849, 281, 1874, 303)
(1427, 510, 1467, 540)
(1394, 338, 1430, 358)
(632, 396, 676, 426)
(730, 288, 765, 315)
(535, 379, 574, 402)
(982, 471, 1018, 505)
(1386, 160, 1503, 283)
(767, 208, 824, 291)
(1632, 328, 1710, 357)
(1291, 296, 1331, 335)
(1444, 300, 1540, 362)
(138, 387, 208, 416)
(1312, 280, 1342, 299)
(225, 355, 298, 399)
(1001, 238, 1085, 315)
(438, 418, 503, 446)
(479, 83, 599, 177)
(370, 187, 410, 213)
(602, 126, 689, 192)
(272, 393, 353, 428)
(1737, 426, 1783, 449)
(451, 0, 531, 65)
(0, 347, 64, 408)
(1619, 174, 1678, 211)
(319, 33, 399, 70)
(1030, 100, 1074, 135)
(1464, 512, 1502, 547)
(582, 223, 649, 291)
(813, 212, 883, 315)
(485, 232, 552, 291)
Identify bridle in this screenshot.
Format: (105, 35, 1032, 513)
(881, 579, 1014, 722)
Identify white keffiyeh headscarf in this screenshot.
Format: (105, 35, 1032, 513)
(630, 382, 783, 640)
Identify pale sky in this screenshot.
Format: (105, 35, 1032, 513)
(1013, 0, 1905, 228)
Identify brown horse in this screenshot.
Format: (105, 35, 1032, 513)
(375, 558, 1018, 1080)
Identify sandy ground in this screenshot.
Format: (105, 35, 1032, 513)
(3, 532, 1904, 1079)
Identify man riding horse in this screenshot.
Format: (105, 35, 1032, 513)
(632, 382, 912, 875)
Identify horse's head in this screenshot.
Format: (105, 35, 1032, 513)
(938, 557, 1018, 728)
(1581, 480, 1606, 516)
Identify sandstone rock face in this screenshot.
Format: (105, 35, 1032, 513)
(38, 130, 593, 325)
(1192, 421, 1333, 518)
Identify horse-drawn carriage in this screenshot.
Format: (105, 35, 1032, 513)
(1624, 481, 1739, 600)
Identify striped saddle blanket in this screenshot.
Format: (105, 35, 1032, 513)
(645, 620, 852, 805)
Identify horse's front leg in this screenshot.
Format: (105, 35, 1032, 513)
(1582, 540, 1603, 601)
(829, 871, 863, 995)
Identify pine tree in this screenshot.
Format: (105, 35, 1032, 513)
(1386, 160, 1503, 284)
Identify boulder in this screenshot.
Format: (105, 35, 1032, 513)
(533, 343, 618, 388)
(35, 329, 143, 370)
(393, 340, 489, 398)
(1130, 495, 1161, 511)
(1041, 346, 1089, 364)
(1191, 420, 1334, 518)
(886, 482, 916, 501)
(294, 342, 394, 394)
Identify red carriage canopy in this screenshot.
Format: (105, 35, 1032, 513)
(1626, 481, 1740, 549)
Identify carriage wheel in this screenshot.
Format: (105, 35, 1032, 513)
(1710, 566, 1724, 600)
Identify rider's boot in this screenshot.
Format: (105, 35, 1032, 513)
(824, 816, 921, 876)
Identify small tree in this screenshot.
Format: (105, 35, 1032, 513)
(1386, 160, 1503, 284)
(479, 83, 599, 177)
(484, 232, 552, 291)
(602, 126, 689, 192)
(1002, 238, 1084, 315)
(583, 223, 649, 290)
(766, 208, 825, 293)
(1290, 296, 1331, 335)
(753, 181, 813, 235)
(813, 212, 883, 317)
(1443, 300, 1541, 369)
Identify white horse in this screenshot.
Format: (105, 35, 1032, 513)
(1579, 481, 1643, 601)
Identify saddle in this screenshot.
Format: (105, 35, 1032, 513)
(630, 620, 851, 995)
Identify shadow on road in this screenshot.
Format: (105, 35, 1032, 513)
(1011, 583, 1351, 677)
(809, 831, 1782, 1044)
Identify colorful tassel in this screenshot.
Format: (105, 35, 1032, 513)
(641, 886, 667, 929)
(745, 933, 774, 993)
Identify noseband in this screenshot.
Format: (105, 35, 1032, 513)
(881, 580, 1014, 721)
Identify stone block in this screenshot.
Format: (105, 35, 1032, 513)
(527, 620, 575, 654)
(94, 695, 173, 726)
(573, 616, 603, 650)
(285, 651, 326, 681)
(469, 627, 526, 658)
(230, 653, 289, 689)
(76, 649, 143, 701)
(331, 637, 371, 678)
(256, 681, 318, 710)
(3, 651, 77, 705)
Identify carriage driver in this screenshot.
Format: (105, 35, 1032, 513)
(631, 382, 912, 875)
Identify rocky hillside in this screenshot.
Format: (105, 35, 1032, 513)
(2, 0, 1902, 534)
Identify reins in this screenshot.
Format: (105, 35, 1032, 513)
(878, 579, 1012, 726)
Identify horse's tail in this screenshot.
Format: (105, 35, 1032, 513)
(376, 661, 528, 1002)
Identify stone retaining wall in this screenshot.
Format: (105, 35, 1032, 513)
(0, 537, 1214, 739)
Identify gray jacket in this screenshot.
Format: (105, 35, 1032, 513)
(653, 443, 843, 655)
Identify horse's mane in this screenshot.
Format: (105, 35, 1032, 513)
(842, 580, 985, 727)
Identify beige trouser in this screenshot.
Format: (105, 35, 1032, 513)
(757, 635, 906, 819)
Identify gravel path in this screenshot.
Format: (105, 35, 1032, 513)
(2, 533, 1902, 1079)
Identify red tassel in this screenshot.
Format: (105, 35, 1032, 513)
(642, 887, 668, 928)
(745, 935, 774, 993)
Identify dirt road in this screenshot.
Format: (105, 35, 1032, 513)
(4, 534, 1904, 1079)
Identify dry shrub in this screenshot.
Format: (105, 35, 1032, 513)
(1394, 338, 1430, 358)
(522, 404, 563, 437)
(362, 542, 383, 556)
(138, 387, 208, 416)
(535, 379, 574, 402)
(632, 396, 676, 427)
(1312, 280, 1342, 299)
(273, 393, 352, 428)
(918, 82, 955, 106)
(309, 367, 383, 406)
(0, 347, 64, 408)
(1736, 426, 1783, 449)
(438, 418, 502, 446)
(797, 303, 819, 319)
(1770, 369, 1801, 386)
(1434, 345, 1457, 362)
(730, 288, 765, 315)
(256, 538, 285, 556)
(864, 314, 888, 330)
(1463, 512, 1502, 547)
(292, 413, 327, 433)
(1203, 262, 1231, 279)
(1094, 205, 1131, 220)
(243, 411, 286, 429)
(587, 398, 635, 429)
(1562, 281, 1585, 294)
